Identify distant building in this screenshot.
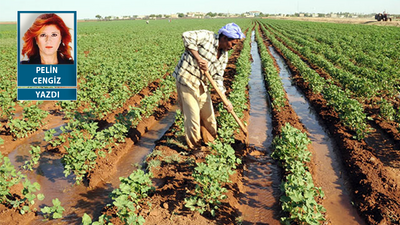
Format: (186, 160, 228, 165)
(170, 14, 179, 18)
(328, 13, 338, 18)
(187, 12, 205, 18)
(248, 11, 261, 16)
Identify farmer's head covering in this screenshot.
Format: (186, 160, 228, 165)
(218, 23, 245, 39)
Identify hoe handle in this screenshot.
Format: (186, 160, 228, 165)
(203, 70, 248, 135)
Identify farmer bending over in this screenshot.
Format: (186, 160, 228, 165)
(172, 23, 245, 157)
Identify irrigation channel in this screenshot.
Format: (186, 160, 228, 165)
(238, 31, 281, 224)
(238, 30, 365, 224)
(9, 107, 177, 224)
(267, 43, 365, 224)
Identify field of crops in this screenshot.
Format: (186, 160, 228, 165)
(1, 17, 400, 224)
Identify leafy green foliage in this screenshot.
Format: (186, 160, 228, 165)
(254, 26, 286, 111)
(110, 169, 154, 225)
(378, 98, 396, 122)
(44, 129, 66, 147)
(0, 152, 22, 204)
(23, 145, 41, 171)
(272, 123, 326, 224)
(0, 152, 45, 214)
(7, 102, 49, 139)
(260, 22, 370, 140)
(81, 213, 112, 225)
(41, 198, 65, 219)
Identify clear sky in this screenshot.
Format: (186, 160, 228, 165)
(1, 0, 399, 22)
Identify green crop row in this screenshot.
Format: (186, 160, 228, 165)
(272, 123, 326, 224)
(254, 24, 326, 224)
(265, 23, 395, 98)
(0, 25, 17, 119)
(262, 21, 400, 133)
(6, 102, 49, 139)
(260, 22, 370, 140)
(264, 19, 400, 72)
(254, 25, 286, 111)
(43, 75, 176, 184)
(267, 23, 398, 96)
(80, 109, 184, 225)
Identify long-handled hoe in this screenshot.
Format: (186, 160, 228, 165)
(203, 70, 248, 138)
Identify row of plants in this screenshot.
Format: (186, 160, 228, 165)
(6, 102, 49, 139)
(259, 22, 370, 140)
(42, 75, 176, 184)
(272, 124, 326, 224)
(80, 108, 188, 225)
(263, 20, 400, 134)
(267, 23, 397, 98)
(264, 23, 378, 99)
(0, 24, 18, 120)
(0, 25, 48, 142)
(254, 26, 326, 224)
(185, 27, 251, 216)
(82, 169, 154, 225)
(254, 25, 286, 111)
(270, 22, 398, 92)
(265, 19, 400, 73)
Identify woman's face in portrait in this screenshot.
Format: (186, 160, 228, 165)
(36, 25, 61, 57)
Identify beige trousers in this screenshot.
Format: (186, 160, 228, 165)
(176, 81, 217, 149)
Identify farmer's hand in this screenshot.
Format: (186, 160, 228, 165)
(224, 99, 233, 112)
(197, 57, 208, 72)
(188, 48, 209, 72)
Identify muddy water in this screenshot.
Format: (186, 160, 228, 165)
(238, 31, 281, 224)
(268, 46, 365, 224)
(9, 107, 177, 224)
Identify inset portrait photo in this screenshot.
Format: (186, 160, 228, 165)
(18, 11, 77, 91)
(19, 12, 75, 65)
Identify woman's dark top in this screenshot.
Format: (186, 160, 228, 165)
(20, 53, 74, 64)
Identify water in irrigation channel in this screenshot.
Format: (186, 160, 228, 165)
(8, 106, 177, 224)
(238, 31, 281, 224)
(268, 46, 366, 224)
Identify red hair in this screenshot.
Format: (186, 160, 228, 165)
(22, 13, 73, 61)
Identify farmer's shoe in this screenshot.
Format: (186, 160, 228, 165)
(191, 147, 205, 159)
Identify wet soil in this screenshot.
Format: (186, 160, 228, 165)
(237, 31, 281, 224)
(0, 78, 177, 224)
(268, 44, 365, 224)
(259, 22, 400, 224)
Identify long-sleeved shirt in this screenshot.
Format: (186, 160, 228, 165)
(172, 30, 228, 94)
